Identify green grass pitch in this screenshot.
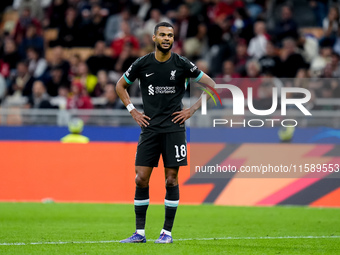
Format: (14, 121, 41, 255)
(0, 203, 339, 254)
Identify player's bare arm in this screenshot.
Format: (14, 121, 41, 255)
(172, 73, 216, 124)
(116, 76, 151, 127)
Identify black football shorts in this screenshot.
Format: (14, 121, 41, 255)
(135, 130, 187, 168)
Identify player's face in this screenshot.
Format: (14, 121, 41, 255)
(153, 26, 174, 53)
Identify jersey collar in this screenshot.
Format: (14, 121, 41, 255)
(152, 52, 173, 64)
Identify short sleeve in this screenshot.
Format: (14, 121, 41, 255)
(181, 56, 204, 82)
(123, 58, 141, 85)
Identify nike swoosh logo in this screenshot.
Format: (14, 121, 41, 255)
(177, 158, 185, 162)
(146, 73, 154, 77)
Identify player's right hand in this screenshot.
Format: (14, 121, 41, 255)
(130, 109, 151, 127)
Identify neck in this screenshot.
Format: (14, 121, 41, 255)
(155, 50, 171, 62)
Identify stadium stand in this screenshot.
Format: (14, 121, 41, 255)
(0, 0, 340, 126)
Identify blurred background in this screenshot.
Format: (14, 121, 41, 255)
(0, 0, 340, 207)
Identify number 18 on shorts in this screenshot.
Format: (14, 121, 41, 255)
(135, 131, 187, 168)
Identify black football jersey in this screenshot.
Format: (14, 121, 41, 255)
(124, 52, 203, 133)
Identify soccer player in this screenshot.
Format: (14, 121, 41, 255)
(116, 22, 215, 243)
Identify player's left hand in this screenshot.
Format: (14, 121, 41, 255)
(171, 108, 192, 124)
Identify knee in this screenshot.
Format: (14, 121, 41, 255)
(165, 175, 178, 187)
(135, 174, 149, 188)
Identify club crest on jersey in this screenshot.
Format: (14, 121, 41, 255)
(170, 70, 176, 80)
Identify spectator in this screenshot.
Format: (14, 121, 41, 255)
(309, 0, 329, 27)
(139, 32, 155, 55)
(8, 60, 35, 97)
(245, 58, 262, 78)
(68, 53, 81, 79)
(216, 60, 241, 98)
(211, 0, 244, 23)
(91, 70, 108, 97)
(233, 39, 250, 76)
(26, 47, 48, 78)
(247, 20, 269, 59)
(294, 68, 310, 89)
(297, 33, 319, 63)
(45, 65, 70, 97)
(244, 0, 266, 20)
(239, 59, 262, 99)
(79, 3, 108, 47)
(0, 59, 10, 79)
(195, 59, 210, 76)
(67, 0, 82, 9)
(113, 42, 137, 74)
(156, 0, 182, 18)
(73, 62, 98, 95)
(18, 23, 44, 58)
(25, 80, 53, 109)
(54, 7, 81, 47)
(174, 4, 200, 44)
(142, 8, 171, 37)
(320, 5, 339, 46)
(86, 40, 114, 75)
(185, 0, 203, 17)
(206, 17, 234, 75)
(110, 21, 140, 58)
(273, 5, 298, 43)
(207, 13, 233, 47)
(1, 38, 21, 71)
(13, 7, 42, 45)
(45, 0, 69, 28)
(310, 45, 333, 77)
(51, 85, 69, 109)
(322, 62, 335, 78)
(330, 51, 340, 77)
(67, 81, 93, 109)
(279, 38, 307, 77)
(13, 0, 45, 21)
(259, 40, 281, 77)
(183, 23, 208, 60)
(47, 46, 70, 81)
(105, 8, 139, 45)
(98, 83, 122, 109)
(218, 60, 241, 81)
(231, 7, 253, 43)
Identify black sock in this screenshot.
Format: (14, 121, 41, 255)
(163, 185, 179, 232)
(134, 186, 149, 230)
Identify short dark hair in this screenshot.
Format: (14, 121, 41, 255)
(154, 22, 174, 35)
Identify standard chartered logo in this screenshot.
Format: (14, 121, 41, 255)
(156, 86, 176, 94)
(148, 85, 175, 95)
(148, 85, 154, 95)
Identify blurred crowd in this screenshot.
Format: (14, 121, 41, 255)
(0, 0, 340, 111)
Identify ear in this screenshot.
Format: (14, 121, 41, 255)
(152, 34, 156, 42)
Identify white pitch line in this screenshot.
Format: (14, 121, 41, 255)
(0, 236, 339, 246)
